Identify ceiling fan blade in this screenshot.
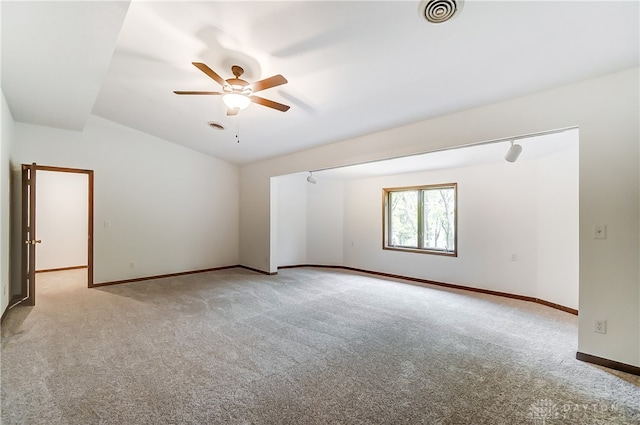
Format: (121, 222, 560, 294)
(249, 75, 288, 93)
(173, 91, 223, 95)
(249, 96, 290, 112)
(192, 62, 226, 87)
(227, 108, 239, 116)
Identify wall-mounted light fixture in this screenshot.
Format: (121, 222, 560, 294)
(504, 141, 523, 163)
(306, 172, 317, 184)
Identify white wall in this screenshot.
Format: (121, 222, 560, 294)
(243, 167, 272, 272)
(341, 157, 540, 299)
(241, 68, 639, 367)
(307, 178, 344, 265)
(1, 92, 15, 314)
(275, 174, 344, 267)
(536, 146, 579, 309)
(10, 115, 239, 284)
(276, 174, 307, 266)
(35, 171, 88, 271)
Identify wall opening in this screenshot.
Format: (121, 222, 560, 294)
(273, 128, 578, 310)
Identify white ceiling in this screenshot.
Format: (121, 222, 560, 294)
(2, 1, 638, 165)
(1, 1, 129, 131)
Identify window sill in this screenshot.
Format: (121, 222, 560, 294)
(383, 246, 457, 257)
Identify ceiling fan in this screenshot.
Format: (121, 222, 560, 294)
(174, 62, 290, 116)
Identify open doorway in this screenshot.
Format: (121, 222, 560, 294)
(36, 170, 89, 273)
(21, 165, 94, 305)
(273, 128, 579, 311)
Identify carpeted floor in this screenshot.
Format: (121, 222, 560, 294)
(1, 267, 638, 424)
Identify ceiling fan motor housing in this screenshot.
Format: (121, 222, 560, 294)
(224, 79, 251, 95)
(419, 0, 464, 24)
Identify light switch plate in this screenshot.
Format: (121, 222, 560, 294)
(594, 225, 606, 239)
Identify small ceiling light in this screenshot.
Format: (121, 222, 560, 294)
(306, 172, 317, 184)
(505, 141, 523, 163)
(222, 93, 251, 110)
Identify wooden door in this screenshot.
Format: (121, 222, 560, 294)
(21, 163, 40, 305)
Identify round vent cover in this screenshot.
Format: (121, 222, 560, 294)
(419, 0, 464, 24)
(207, 121, 225, 130)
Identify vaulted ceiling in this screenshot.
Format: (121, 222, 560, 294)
(2, 1, 638, 165)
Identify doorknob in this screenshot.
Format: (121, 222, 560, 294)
(24, 240, 42, 245)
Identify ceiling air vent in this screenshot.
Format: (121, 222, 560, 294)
(419, 0, 464, 24)
(207, 121, 225, 130)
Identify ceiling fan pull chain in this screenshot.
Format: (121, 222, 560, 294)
(236, 118, 240, 144)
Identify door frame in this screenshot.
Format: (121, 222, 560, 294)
(21, 164, 94, 304)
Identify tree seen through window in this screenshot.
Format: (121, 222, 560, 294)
(385, 184, 457, 256)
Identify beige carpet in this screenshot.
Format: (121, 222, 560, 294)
(1, 267, 639, 424)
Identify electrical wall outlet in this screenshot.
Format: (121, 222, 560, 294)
(594, 225, 606, 239)
(130, 261, 136, 269)
(594, 320, 607, 334)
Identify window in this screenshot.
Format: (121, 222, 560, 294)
(383, 183, 457, 256)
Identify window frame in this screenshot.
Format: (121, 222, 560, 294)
(382, 183, 458, 257)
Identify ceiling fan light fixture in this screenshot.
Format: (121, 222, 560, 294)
(223, 93, 251, 110)
(175, 63, 289, 113)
